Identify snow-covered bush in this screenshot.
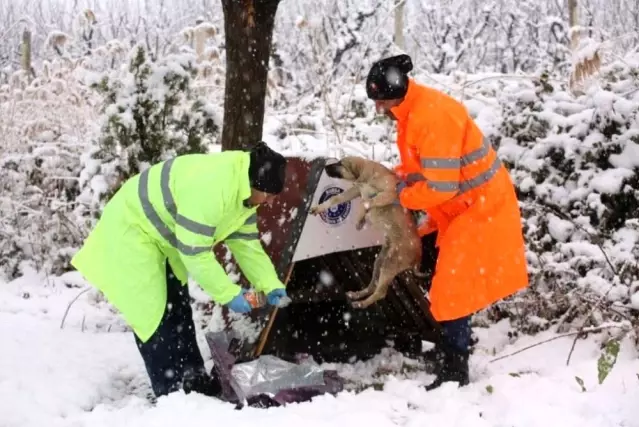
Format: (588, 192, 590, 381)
(484, 57, 639, 334)
(0, 61, 101, 280)
(79, 45, 221, 206)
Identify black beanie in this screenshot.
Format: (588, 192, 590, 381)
(248, 141, 287, 194)
(365, 54, 413, 100)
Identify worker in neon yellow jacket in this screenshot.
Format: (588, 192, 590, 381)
(71, 142, 289, 398)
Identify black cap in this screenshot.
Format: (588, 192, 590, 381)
(365, 54, 413, 100)
(248, 141, 287, 194)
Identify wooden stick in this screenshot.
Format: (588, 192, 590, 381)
(254, 306, 278, 357)
(253, 263, 295, 357)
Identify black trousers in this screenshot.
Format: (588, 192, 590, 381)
(439, 316, 472, 353)
(134, 262, 214, 397)
(421, 233, 472, 354)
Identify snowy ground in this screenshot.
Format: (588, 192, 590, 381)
(2, 269, 638, 427)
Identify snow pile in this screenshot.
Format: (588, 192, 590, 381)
(1, 273, 637, 427)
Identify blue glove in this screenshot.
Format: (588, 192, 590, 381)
(394, 180, 409, 205)
(396, 179, 409, 193)
(266, 288, 287, 306)
(226, 289, 252, 313)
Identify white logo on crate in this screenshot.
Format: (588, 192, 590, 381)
(292, 159, 384, 262)
(317, 186, 351, 225)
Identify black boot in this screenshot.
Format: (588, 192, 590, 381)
(424, 347, 469, 391)
(183, 367, 223, 397)
(421, 346, 445, 373)
(424, 314, 472, 390)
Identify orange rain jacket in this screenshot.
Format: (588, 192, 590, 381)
(390, 79, 529, 322)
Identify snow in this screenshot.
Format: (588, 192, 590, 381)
(1, 272, 638, 427)
(609, 140, 639, 169)
(590, 168, 635, 194)
(547, 214, 575, 242)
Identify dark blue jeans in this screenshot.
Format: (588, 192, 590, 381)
(440, 316, 472, 353)
(134, 262, 206, 397)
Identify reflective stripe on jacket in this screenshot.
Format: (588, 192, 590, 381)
(404, 135, 501, 203)
(390, 79, 529, 321)
(71, 151, 285, 342)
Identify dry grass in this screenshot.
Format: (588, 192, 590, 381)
(569, 47, 603, 94)
(0, 60, 99, 153)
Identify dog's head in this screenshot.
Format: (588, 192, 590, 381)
(324, 157, 364, 182)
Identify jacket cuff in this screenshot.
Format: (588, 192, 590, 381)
(210, 283, 242, 305)
(255, 278, 286, 295)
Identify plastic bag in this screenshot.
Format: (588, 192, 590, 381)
(205, 330, 344, 408)
(232, 354, 326, 397)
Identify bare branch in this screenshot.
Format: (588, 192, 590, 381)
(490, 322, 631, 363)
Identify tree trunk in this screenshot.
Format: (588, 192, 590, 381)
(220, 0, 280, 151)
(394, 0, 405, 50)
(568, 0, 579, 51)
(21, 29, 33, 81)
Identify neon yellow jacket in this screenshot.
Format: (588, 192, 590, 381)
(71, 151, 285, 342)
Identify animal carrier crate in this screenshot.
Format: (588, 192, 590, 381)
(213, 156, 441, 364)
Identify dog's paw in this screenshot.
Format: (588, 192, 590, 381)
(345, 291, 356, 300)
(355, 219, 366, 231)
(350, 300, 364, 309)
(309, 205, 321, 215)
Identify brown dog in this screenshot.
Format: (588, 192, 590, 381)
(309, 156, 426, 309)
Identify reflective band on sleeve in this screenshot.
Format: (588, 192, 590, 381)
(418, 137, 492, 170)
(420, 157, 461, 169)
(138, 167, 211, 255)
(225, 212, 259, 240)
(244, 213, 257, 225)
(459, 157, 502, 193)
(178, 242, 213, 255)
(406, 173, 459, 192)
(428, 179, 459, 192)
(226, 231, 260, 241)
(460, 137, 490, 166)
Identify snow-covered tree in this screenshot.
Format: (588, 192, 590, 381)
(86, 45, 221, 201)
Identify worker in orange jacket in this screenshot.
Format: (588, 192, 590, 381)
(365, 54, 529, 390)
